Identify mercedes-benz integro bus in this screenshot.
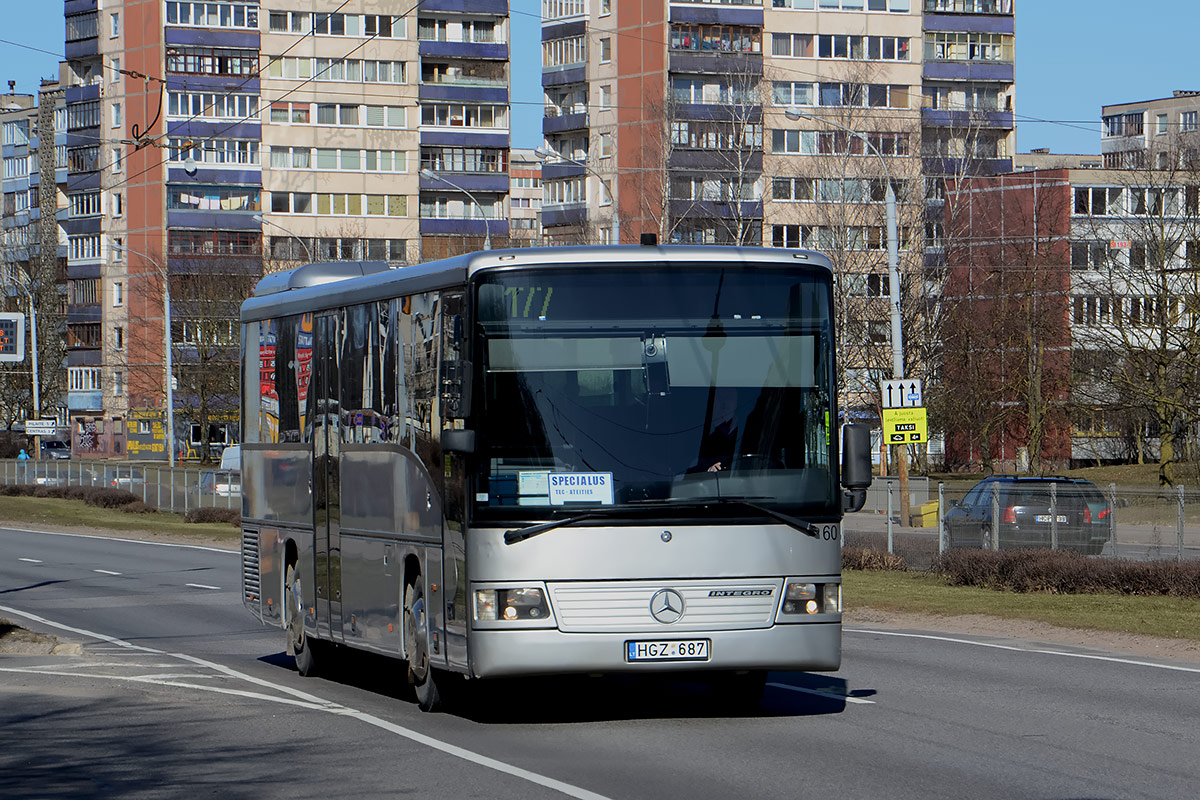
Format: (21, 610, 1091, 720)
(240, 245, 871, 711)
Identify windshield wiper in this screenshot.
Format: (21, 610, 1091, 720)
(503, 507, 637, 545)
(504, 497, 821, 545)
(631, 496, 821, 538)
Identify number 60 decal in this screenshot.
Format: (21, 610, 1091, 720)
(820, 525, 839, 541)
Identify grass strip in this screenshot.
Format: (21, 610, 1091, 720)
(844, 570, 1200, 641)
(0, 496, 238, 545)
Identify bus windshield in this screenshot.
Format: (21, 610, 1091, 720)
(472, 263, 836, 521)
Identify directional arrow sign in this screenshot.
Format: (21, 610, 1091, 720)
(881, 378, 923, 409)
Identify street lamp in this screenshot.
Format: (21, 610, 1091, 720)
(533, 145, 619, 245)
(419, 168, 492, 250)
(253, 213, 313, 262)
(121, 245, 177, 468)
(785, 106, 910, 522)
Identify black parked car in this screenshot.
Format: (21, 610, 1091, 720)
(944, 476, 1110, 554)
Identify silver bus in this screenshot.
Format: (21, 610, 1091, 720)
(240, 245, 871, 711)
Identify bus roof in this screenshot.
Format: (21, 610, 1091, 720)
(240, 245, 834, 323)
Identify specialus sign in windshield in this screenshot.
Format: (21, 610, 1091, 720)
(472, 263, 836, 521)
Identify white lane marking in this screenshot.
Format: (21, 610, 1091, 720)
(93, 569, 122, 576)
(0, 604, 613, 800)
(19, 557, 43, 563)
(767, 682, 875, 705)
(0, 527, 236, 555)
(847, 628, 1200, 674)
(185, 583, 221, 591)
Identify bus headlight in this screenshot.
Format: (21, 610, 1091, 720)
(780, 580, 840, 616)
(473, 587, 552, 624)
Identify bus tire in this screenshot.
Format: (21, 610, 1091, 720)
(286, 563, 317, 677)
(404, 580, 441, 712)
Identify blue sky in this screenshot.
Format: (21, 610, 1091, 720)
(3, 1, 1196, 155)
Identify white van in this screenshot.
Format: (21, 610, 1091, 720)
(219, 444, 241, 471)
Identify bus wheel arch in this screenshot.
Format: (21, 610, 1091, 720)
(403, 557, 441, 711)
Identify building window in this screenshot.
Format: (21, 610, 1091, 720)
(112, 102, 122, 128)
(113, 371, 124, 396)
(110, 12, 120, 38)
(114, 327, 124, 350)
(113, 281, 124, 307)
(111, 56, 121, 81)
(112, 146, 123, 172)
(1157, 113, 1168, 135)
(599, 85, 611, 109)
(1182, 111, 1198, 133)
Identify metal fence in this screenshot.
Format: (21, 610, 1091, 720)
(0, 458, 240, 515)
(844, 479, 1200, 570)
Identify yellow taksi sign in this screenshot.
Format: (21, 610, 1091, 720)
(881, 407, 928, 444)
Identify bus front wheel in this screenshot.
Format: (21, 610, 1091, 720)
(286, 564, 317, 676)
(404, 580, 441, 712)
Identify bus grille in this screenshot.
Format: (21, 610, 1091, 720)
(242, 529, 261, 606)
(549, 579, 782, 633)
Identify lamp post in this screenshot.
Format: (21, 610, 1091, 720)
(419, 168, 492, 250)
(253, 213, 313, 262)
(533, 145, 619, 245)
(785, 107, 909, 523)
(121, 245, 176, 468)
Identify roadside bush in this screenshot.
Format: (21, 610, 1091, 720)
(83, 487, 140, 509)
(0, 484, 32, 496)
(185, 507, 240, 527)
(843, 546, 909, 571)
(119, 500, 156, 514)
(934, 549, 1200, 598)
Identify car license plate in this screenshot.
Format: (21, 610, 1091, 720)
(1034, 514, 1068, 523)
(626, 639, 710, 662)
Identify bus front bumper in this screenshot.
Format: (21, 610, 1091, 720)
(467, 622, 841, 679)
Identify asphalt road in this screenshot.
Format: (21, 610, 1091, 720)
(2, 526, 1198, 800)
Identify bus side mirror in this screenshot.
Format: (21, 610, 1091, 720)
(442, 429, 476, 454)
(841, 424, 871, 513)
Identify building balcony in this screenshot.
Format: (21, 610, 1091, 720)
(419, 0, 508, 13)
(541, 204, 587, 229)
(419, 171, 509, 193)
(542, 110, 588, 134)
(922, 108, 1015, 131)
(924, 13, 1015, 34)
(669, 149, 762, 173)
(669, 4, 763, 26)
(669, 50, 762, 77)
(418, 40, 507, 61)
(923, 61, 1014, 82)
(420, 217, 508, 237)
(669, 199, 762, 221)
(419, 83, 508, 104)
(542, 66, 586, 87)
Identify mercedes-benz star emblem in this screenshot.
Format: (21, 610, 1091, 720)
(649, 589, 685, 624)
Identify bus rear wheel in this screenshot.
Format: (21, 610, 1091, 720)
(404, 580, 441, 712)
(286, 564, 317, 676)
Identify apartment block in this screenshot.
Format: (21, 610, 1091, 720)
(1, 78, 68, 432)
(944, 160, 1200, 470)
(1101, 90, 1200, 169)
(47, 2, 513, 461)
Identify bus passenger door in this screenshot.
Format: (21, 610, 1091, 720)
(440, 292, 469, 671)
(313, 313, 343, 642)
